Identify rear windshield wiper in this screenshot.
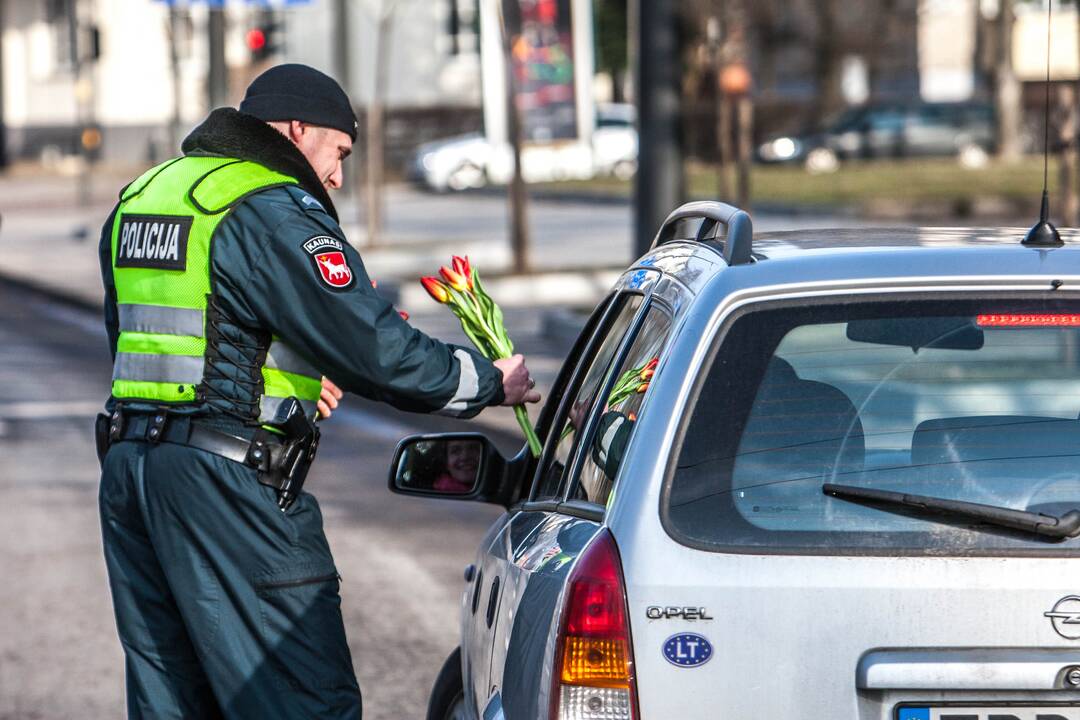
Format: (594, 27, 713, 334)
(822, 483, 1080, 539)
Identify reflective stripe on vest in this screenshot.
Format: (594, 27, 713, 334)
(259, 339, 323, 422)
(110, 157, 325, 420)
(117, 303, 205, 337)
(264, 339, 320, 378)
(112, 352, 205, 384)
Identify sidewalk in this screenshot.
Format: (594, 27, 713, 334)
(0, 168, 597, 437)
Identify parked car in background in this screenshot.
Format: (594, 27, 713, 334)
(391, 202, 1080, 720)
(409, 104, 638, 191)
(758, 101, 996, 171)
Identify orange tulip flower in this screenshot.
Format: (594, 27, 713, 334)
(452, 255, 473, 289)
(421, 276, 450, 303)
(439, 265, 469, 292)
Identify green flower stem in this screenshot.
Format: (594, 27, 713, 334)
(515, 404, 542, 457)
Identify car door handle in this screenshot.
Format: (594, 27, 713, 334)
(486, 576, 501, 629)
(471, 568, 484, 615)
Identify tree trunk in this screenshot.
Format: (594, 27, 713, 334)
(1058, 84, 1078, 226)
(717, 93, 732, 201)
(811, 0, 846, 123)
(736, 96, 753, 211)
(865, 0, 899, 103)
(995, 0, 1023, 162)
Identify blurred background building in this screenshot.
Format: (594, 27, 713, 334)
(2, 0, 1078, 169)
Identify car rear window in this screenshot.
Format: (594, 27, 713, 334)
(665, 298, 1080, 554)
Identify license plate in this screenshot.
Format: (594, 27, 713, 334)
(898, 707, 1080, 720)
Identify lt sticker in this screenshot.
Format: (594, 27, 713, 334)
(304, 235, 354, 290)
(662, 633, 713, 668)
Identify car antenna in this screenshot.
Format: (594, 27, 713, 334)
(1023, 0, 1064, 247)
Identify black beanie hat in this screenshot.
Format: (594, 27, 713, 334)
(240, 64, 358, 141)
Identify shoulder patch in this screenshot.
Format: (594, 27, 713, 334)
(304, 235, 355, 290)
(300, 194, 324, 211)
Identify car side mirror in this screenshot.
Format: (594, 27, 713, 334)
(388, 433, 512, 504)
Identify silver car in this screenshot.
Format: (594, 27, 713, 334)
(391, 202, 1080, 720)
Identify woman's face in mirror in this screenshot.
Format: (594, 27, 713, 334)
(446, 440, 481, 484)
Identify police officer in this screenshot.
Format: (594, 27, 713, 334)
(96, 64, 540, 719)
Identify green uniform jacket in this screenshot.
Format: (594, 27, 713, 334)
(98, 109, 503, 421)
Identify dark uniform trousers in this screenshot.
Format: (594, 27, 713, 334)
(99, 437, 363, 719)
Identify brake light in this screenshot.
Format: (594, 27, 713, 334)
(552, 530, 638, 720)
(976, 314, 1080, 327)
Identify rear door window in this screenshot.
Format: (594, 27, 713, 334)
(570, 304, 672, 506)
(532, 293, 645, 500)
(665, 297, 1080, 554)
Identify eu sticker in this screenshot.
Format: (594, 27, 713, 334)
(662, 633, 713, 668)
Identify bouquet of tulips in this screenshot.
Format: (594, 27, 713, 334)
(421, 256, 543, 457)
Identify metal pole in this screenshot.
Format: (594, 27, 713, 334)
(0, 0, 7, 169)
(632, 0, 683, 257)
(168, 8, 183, 153)
(70, 0, 90, 207)
(366, 7, 393, 247)
(208, 5, 228, 109)
(334, 0, 351, 87)
(334, 0, 352, 195)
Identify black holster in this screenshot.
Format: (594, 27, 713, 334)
(253, 398, 321, 511)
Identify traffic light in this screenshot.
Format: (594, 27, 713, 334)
(246, 14, 283, 62)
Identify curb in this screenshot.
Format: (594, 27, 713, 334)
(458, 185, 631, 207)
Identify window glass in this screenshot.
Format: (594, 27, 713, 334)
(667, 298, 1080, 554)
(867, 109, 904, 132)
(571, 306, 672, 506)
(532, 294, 645, 500)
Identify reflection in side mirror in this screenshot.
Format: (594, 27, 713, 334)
(393, 436, 485, 496)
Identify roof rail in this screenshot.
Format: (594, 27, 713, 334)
(650, 201, 753, 265)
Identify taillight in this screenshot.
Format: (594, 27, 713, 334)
(552, 529, 638, 720)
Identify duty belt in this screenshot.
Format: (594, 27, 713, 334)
(96, 406, 319, 510)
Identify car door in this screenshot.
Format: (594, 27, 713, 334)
(470, 283, 658, 719)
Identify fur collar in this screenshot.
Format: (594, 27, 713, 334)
(181, 108, 338, 222)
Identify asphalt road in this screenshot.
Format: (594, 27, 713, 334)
(0, 280, 519, 720)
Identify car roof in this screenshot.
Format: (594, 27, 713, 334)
(640, 226, 1080, 296)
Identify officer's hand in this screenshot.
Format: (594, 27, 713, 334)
(494, 354, 541, 406)
(318, 377, 344, 419)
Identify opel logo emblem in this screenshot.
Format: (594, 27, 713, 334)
(1044, 595, 1080, 639)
